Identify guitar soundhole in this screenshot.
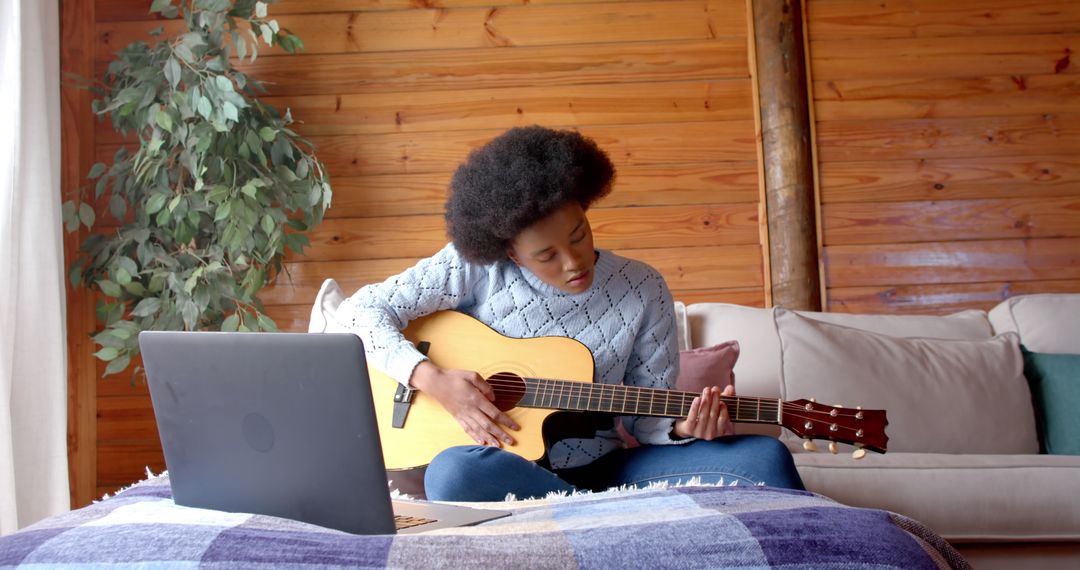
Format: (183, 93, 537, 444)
(487, 372, 526, 412)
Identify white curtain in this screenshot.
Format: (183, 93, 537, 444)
(0, 0, 70, 534)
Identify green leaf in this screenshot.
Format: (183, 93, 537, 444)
(306, 184, 322, 207)
(132, 297, 162, 317)
(165, 57, 182, 89)
(256, 313, 278, 332)
(97, 279, 123, 298)
(93, 347, 120, 361)
(108, 194, 127, 221)
(214, 200, 232, 221)
(115, 268, 132, 285)
(258, 126, 276, 142)
(221, 313, 240, 332)
(104, 353, 132, 376)
(193, 284, 210, 310)
(235, 35, 247, 61)
(168, 194, 183, 212)
(78, 202, 96, 229)
(184, 272, 199, 294)
(69, 263, 83, 288)
(255, 1, 268, 18)
(156, 109, 173, 132)
(215, 75, 234, 93)
(146, 193, 167, 214)
(223, 101, 239, 122)
(123, 281, 147, 296)
(149, 0, 172, 14)
(181, 300, 200, 330)
(88, 162, 107, 179)
(149, 272, 167, 293)
(260, 213, 275, 235)
(62, 201, 79, 232)
(117, 256, 138, 275)
(197, 96, 212, 119)
(174, 43, 194, 63)
(260, 23, 273, 45)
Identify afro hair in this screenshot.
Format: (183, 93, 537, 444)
(444, 126, 614, 264)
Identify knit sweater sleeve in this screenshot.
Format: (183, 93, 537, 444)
(621, 272, 688, 446)
(332, 243, 484, 386)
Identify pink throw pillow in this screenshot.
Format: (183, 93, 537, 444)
(676, 341, 739, 395)
(617, 341, 740, 447)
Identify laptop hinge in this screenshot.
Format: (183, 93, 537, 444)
(391, 341, 429, 429)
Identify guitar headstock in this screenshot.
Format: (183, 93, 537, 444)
(781, 399, 888, 456)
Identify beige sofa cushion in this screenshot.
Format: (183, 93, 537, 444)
(776, 309, 1038, 454)
(989, 293, 1080, 354)
(685, 303, 992, 399)
(793, 452, 1080, 542)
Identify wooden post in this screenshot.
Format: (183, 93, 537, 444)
(60, 0, 97, 508)
(751, 0, 821, 310)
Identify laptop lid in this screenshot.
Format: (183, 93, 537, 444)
(138, 331, 506, 535)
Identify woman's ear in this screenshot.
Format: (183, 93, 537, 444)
(505, 247, 520, 265)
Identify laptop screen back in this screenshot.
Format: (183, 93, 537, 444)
(138, 331, 397, 535)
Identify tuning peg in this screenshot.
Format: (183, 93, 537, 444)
(852, 448, 867, 460)
(829, 441, 839, 454)
(803, 439, 817, 452)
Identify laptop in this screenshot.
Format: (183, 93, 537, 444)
(138, 330, 510, 534)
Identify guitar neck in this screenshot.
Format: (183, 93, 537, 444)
(513, 376, 781, 425)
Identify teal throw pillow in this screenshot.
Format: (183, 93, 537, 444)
(1021, 346, 1080, 455)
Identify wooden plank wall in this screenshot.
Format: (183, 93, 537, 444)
(807, 0, 1080, 314)
(69, 0, 764, 505)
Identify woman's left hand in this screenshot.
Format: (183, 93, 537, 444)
(672, 384, 736, 440)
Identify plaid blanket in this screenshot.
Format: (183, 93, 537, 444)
(0, 475, 968, 569)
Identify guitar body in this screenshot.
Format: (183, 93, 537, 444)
(369, 311, 596, 470)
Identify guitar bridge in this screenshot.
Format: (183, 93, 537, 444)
(391, 341, 429, 429)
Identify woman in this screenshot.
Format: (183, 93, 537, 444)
(335, 126, 804, 501)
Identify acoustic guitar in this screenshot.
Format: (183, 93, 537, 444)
(369, 311, 888, 471)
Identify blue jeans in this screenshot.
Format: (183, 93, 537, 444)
(424, 435, 805, 502)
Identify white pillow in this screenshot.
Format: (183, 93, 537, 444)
(989, 293, 1080, 354)
(686, 303, 992, 399)
(673, 300, 691, 351)
(308, 278, 349, 333)
(775, 309, 1038, 454)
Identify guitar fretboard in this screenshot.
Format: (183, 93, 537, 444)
(500, 375, 780, 424)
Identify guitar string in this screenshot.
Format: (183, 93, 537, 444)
(484, 373, 858, 417)
(477, 374, 876, 440)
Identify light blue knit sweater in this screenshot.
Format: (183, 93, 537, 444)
(334, 243, 683, 469)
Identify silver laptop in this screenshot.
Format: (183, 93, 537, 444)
(138, 330, 510, 534)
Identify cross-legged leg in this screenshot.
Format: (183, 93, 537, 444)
(559, 435, 806, 492)
(424, 445, 576, 501)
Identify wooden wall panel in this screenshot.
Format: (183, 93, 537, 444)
(808, 0, 1080, 40)
(819, 156, 1080, 204)
(72, 0, 765, 503)
(96, 1, 746, 58)
(806, 0, 1080, 313)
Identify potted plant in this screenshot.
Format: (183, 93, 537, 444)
(62, 0, 331, 377)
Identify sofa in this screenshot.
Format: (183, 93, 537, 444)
(679, 294, 1080, 569)
(311, 281, 1079, 567)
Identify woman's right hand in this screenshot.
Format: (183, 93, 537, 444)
(409, 360, 520, 447)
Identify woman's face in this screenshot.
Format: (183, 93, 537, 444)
(507, 201, 596, 294)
